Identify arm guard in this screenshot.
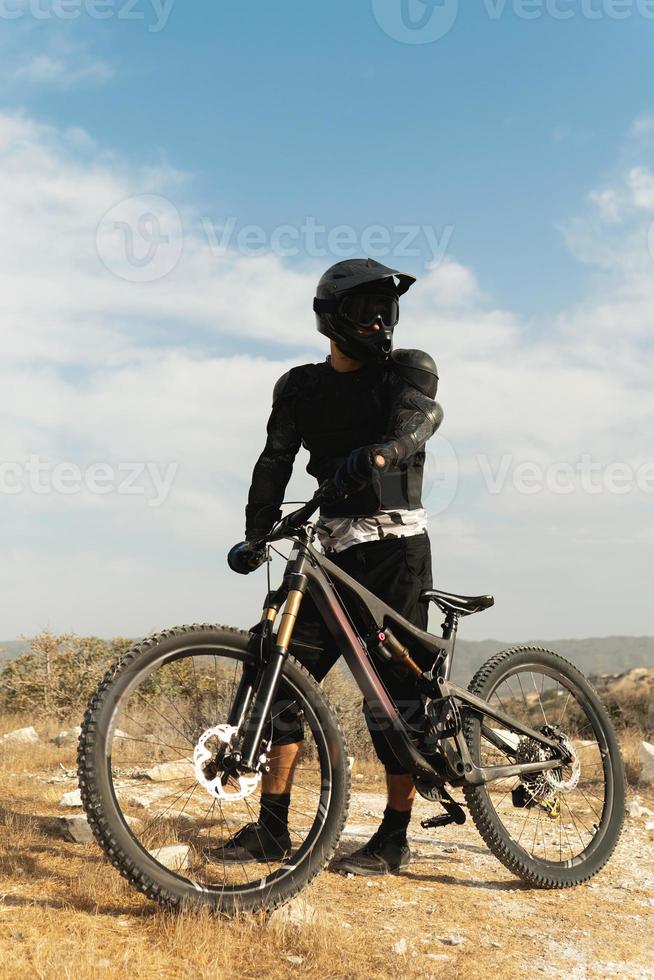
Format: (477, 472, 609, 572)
(334, 356, 443, 490)
(388, 383, 444, 465)
(381, 349, 443, 465)
(244, 370, 301, 539)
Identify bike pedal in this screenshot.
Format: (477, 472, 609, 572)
(421, 814, 456, 829)
(421, 801, 467, 830)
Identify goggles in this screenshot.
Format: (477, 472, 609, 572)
(314, 292, 399, 329)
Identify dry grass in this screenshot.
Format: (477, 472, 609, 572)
(620, 729, 646, 787)
(0, 718, 403, 980)
(1, 708, 653, 980)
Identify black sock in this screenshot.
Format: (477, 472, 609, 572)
(379, 805, 411, 844)
(259, 792, 290, 838)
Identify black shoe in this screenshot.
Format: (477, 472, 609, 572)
(211, 822, 292, 864)
(333, 829, 411, 877)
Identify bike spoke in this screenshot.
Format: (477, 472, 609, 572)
(476, 660, 612, 868)
(100, 644, 331, 898)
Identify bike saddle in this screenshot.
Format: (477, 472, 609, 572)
(419, 589, 494, 617)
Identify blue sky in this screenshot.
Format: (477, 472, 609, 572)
(1, 1, 654, 641)
(6, 2, 654, 314)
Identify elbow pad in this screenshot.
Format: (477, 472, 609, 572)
(393, 394, 444, 463)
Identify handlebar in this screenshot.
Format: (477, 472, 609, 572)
(249, 479, 334, 550)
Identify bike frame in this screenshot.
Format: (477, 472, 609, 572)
(235, 524, 568, 787)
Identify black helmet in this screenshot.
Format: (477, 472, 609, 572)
(313, 258, 416, 364)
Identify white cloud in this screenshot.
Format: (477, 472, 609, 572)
(628, 166, 654, 211)
(1, 110, 653, 641)
(13, 53, 114, 87)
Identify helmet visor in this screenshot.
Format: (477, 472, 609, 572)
(339, 293, 399, 329)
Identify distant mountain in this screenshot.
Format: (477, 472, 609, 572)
(450, 636, 654, 683)
(1, 635, 653, 679)
(0, 640, 30, 662)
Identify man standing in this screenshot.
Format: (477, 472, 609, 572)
(226, 258, 443, 875)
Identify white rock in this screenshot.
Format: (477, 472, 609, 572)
(645, 821, 654, 831)
(285, 955, 303, 966)
(639, 741, 654, 784)
(274, 898, 317, 927)
(392, 938, 408, 955)
(58, 815, 93, 843)
(144, 759, 195, 782)
(0, 726, 39, 745)
(149, 844, 191, 870)
(347, 756, 354, 770)
(439, 934, 465, 946)
(122, 794, 150, 810)
(59, 789, 82, 807)
(52, 727, 82, 747)
(354, 773, 364, 782)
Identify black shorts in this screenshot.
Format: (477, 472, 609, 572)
(274, 530, 434, 774)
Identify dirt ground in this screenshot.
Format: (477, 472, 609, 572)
(0, 736, 652, 980)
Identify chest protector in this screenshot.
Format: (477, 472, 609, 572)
(281, 354, 432, 518)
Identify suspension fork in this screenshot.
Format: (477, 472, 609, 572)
(238, 554, 309, 771)
(225, 589, 284, 731)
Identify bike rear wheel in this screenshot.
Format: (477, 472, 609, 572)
(77, 623, 350, 914)
(463, 646, 625, 888)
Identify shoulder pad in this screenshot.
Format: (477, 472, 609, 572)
(272, 363, 321, 404)
(272, 369, 294, 404)
(390, 349, 439, 398)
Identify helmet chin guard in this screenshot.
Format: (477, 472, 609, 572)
(314, 258, 416, 365)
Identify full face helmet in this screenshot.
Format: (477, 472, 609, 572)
(313, 258, 416, 364)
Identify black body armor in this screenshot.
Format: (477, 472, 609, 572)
(244, 349, 443, 539)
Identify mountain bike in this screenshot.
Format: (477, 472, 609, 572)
(77, 485, 625, 914)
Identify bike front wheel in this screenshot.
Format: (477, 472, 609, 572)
(77, 623, 350, 914)
(463, 646, 626, 888)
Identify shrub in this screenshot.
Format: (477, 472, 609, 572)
(0, 631, 131, 720)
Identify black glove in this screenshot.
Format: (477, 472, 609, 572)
(331, 442, 399, 497)
(227, 539, 267, 575)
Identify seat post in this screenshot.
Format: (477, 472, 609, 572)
(440, 610, 459, 679)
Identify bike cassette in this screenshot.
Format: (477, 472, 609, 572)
(193, 724, 261, 802)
